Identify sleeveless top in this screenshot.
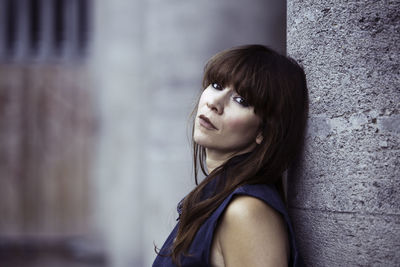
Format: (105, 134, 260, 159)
(153, 157, 304, 266)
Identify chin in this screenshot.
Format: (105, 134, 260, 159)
(193, 128, 206, 144)
(193, 136, 208, 147)
(193, 135, 213, 150)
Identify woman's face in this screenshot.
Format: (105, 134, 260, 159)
(193, 83, 263, 157)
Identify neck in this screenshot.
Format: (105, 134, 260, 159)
(205, 147, 254, 173)
(205, 151, 230, 174)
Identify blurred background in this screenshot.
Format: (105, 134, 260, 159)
(0, 0, 285, 266)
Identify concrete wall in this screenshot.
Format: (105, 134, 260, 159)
(90, 0, 285, 266)
(287, 1, 400, 266)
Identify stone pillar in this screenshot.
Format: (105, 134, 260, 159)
(287, 1, 400, 266)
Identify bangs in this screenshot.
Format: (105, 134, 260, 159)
(202, 46, 273, 115)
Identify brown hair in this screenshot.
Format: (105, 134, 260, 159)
(171, 44, 308, 265)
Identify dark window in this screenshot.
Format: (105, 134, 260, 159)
(77, 0, 89, 55)
(30, 0, 40, 52)
(0, 0, 92, 62)
(5, 0, 17, 55)
(53, 0, 65, 54)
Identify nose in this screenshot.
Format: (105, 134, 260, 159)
(206, 91, 226, 115)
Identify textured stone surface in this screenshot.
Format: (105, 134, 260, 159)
(288, 1, 399, 117)
(287, 0, 400, 266)
(290, 208, 400, 266)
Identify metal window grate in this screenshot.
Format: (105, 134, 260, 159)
(0, 0, 91, 62)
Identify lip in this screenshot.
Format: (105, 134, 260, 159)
(199, 115, 218, 130)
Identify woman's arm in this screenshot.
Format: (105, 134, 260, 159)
(211, 195, 289, 267)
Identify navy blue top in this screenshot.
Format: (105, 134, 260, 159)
(153, 159, 304, 266)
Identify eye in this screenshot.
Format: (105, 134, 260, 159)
(233, 96, 249, 107)
(211, 83, 222, 90)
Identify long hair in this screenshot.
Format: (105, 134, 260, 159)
(171, 44, 308, 265)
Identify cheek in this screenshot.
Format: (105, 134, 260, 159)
(226, 117, 246, 129)
(226, 116, 259, 133)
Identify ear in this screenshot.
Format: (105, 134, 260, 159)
(255, 132, 263, 145)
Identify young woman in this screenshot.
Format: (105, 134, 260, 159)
(153, 44, 308, 267)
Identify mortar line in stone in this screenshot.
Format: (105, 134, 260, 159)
(289, 206, 400, 218)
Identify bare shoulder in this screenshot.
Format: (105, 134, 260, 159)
(225, 195, 283, 222)
(213, 195, 289, 267)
